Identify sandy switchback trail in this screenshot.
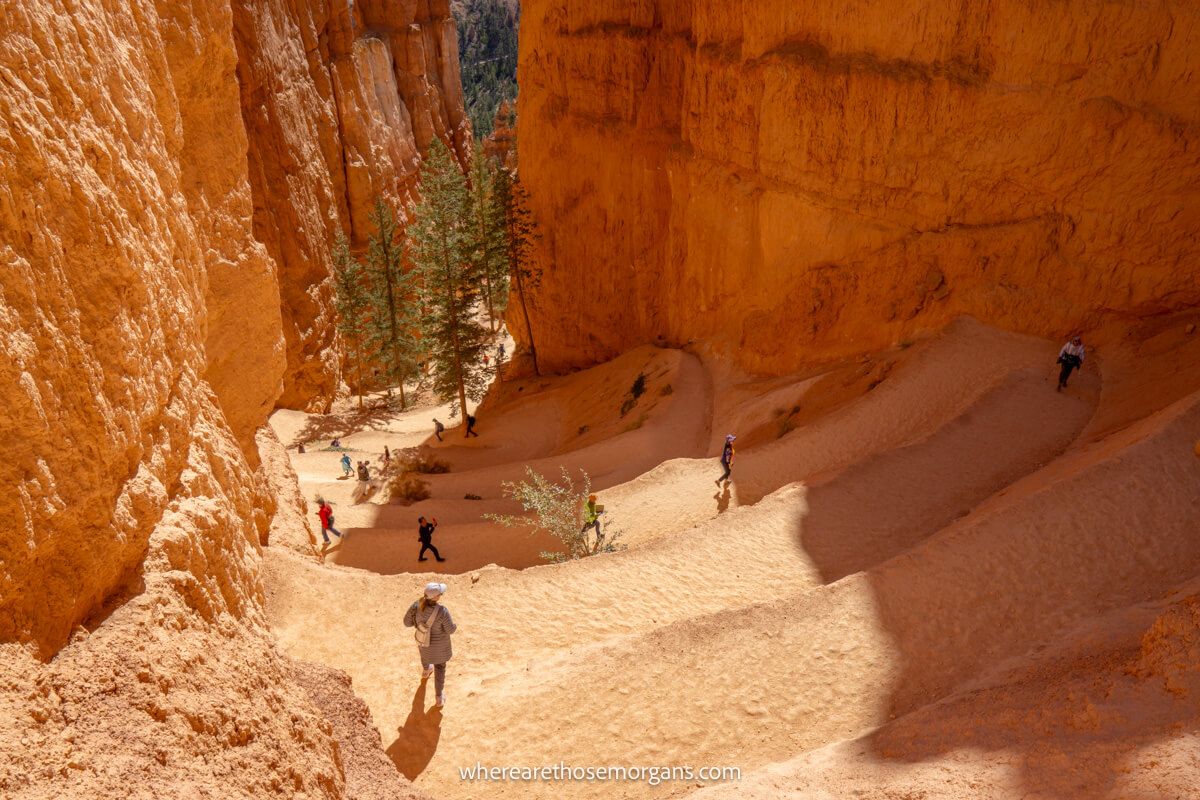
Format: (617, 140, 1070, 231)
(263, 318, 1200, 799)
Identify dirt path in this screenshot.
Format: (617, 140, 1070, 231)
(262, 318, 1200, 799)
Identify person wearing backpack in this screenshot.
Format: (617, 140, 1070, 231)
(433, 418, 445, 442)
(465, 413, 480, 438)
(354, 461, 371, 503)
(404, 582, 457, 708)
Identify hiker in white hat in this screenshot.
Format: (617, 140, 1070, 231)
(403, 582, 457, 708)
(716, 434, 737, 487)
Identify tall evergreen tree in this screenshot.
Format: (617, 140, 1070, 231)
(494, 161, 541, 375)
(408, 138, 490, 420)
(468, 148, 509, 331)
(363, 197, 420, 409)
(330, 232, 373, 409)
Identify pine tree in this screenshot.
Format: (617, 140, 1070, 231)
(363, 197, 420, 409)
(468, 147, 509, 331)
(494, 161, 542, 375)
(330, 233, 373, 409)
(408, 138, 490, 421)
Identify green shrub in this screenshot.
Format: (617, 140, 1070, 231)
(486, 467, 624, 563)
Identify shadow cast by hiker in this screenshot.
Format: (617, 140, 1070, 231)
(713, 483, 731, 514)
(386, 676, 443, 781)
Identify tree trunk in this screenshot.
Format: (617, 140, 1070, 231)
(512, 259, 539, 376)
(479, 206, 496, 332)
(355, 341, 364, 410)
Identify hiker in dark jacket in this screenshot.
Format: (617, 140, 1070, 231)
(1056, 336, 1086, 391)
(417, 516, 446, 562)
(465, 413, 479, 438)
(716, 434, 736, 486)
(404, 582, 456, 708)
(433, 418, 445, 442)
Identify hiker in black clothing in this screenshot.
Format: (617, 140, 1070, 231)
(1056, 336, 1086, 391)
(433, 418, 445, 442)
(465, 413, 479, 438)
(417, 516, 446, 562)
(715, 434, 736, 486)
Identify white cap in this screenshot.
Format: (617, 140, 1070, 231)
(424, 582, 447, 599)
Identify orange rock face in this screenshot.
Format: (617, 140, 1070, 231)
(515, 0, 1200, 374)
(0, 0, 438, 795)
(234, 0, 471, 408)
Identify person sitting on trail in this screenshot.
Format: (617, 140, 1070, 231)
(433, 418, 445, 442)
(340, 452, 353, 477)
(716, 434, 736, 486)
(404, 582, 456, 709)
(581, 494, 603, 543)
(417, 516, 446, 562)
(330, 438, 341, 449)
(1056, 336, 1086, 391)
(465, 413, 479, 438)
(297, 442, 306, 454)
(316, 499, 343, 546)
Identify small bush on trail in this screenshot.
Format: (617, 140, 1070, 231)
(394, 447, 450, 475)
(390, 473, 431, 505)
(619, 372, 649, 417)
(777, 416, 798, 438)
(486, 467, 624, 563)
(659, 383, 673, 396)
(630, 372, 646, 399)
(624, 412, 649, 432)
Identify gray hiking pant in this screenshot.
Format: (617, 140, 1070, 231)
(423, 662, 446, 696)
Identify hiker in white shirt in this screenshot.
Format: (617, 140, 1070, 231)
(1057, 336, 1086, 391)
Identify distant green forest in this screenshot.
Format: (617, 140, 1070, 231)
(452, 0, 520, 137)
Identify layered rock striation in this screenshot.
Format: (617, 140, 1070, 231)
(515, 0, 1200, 374)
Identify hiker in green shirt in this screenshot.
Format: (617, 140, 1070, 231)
(581, 494, 603, 544)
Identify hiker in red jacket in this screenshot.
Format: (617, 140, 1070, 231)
(316, 499, 343, 545)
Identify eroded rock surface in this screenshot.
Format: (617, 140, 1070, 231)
(0, 0, 441, 795)
(515, 0, 1200, 373)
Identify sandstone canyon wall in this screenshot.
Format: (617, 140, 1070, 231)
(515, 0, 1200, 374)
(235, 0, 470, 408)
(0, 0, 454, 795)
